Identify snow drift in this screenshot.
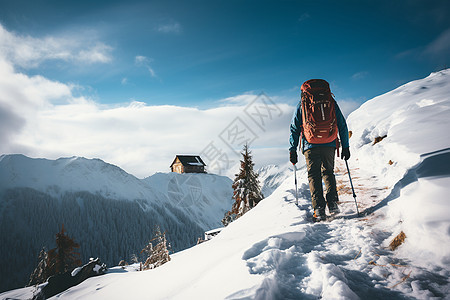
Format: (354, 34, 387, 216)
(347, 69, 450, 271)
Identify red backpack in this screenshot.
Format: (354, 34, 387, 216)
(300, 79, 338, 144)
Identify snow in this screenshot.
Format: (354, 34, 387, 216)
(0, 155, 155, 201)
(71, 267, 82, 277)
(257, 163, 293, 197)
(346, 69, 450, 274)
(0, 156, 233, 230)
(1, 69, 450, 299)
(92, 264, 102, 274)
(385, 177, 450, 269)
(205, 227, 224, 235)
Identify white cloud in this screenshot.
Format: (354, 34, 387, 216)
(337, 99, 362, 118)
(424, 28, 450, 57)
(77, 43, 113, 64)
(396, 28, 450, 63)
(0, 24, 295, 178)
(157, 22, 181, 34)
(298, 13, 310, 22)
(351, 71, 368, 80)
(0, 23, 113, 68)
(0, 52, 292, 177)
(135, 55, 148, 64)
(218, 93, 259, 106)
(135, 55, 156, 77)
(0, 25, 360, 179)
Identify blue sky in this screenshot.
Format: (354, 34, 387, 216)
(1, 0, 449, 107)
(0, 0, 449, 177)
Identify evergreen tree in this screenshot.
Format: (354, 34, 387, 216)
(223, 143, 264, 226)
(28, 248, 48, 286)
(27, 225, 82, 286)
(141, 226, 171, 270)
(46, 224, 82, 276)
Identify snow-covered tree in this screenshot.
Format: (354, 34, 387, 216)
(223, 144, 264, 225)
(141, 226, 171, 270)
(28, 248, 48, 286)
(131, 254, 139, 264)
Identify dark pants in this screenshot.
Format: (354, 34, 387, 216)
(304, 147, 338, 210)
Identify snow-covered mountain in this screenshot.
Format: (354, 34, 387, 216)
(257, 163, 295, 197)
(0, 155, 233, 293)
(2, 69, 450, 299)
(0, 155, 154, 200)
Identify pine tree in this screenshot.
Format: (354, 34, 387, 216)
(223, 143, 264, 226)
(28, 248, 49, 286)
(27, 225, 82, 286)
(46, 224, 82, 276)
(141, 226, 171, 270)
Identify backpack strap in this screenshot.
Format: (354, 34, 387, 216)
(300, 94, 306, 154)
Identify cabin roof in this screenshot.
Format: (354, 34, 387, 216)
(170, 155, 206, 167)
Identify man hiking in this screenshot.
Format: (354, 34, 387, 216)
(289, 79, 350, 221)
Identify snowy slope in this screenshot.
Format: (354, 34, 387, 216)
(347, 69, 450, 271)
(347, 69, 450, 187)
(2, 69, 450, 299)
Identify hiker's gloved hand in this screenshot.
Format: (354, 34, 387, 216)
(341, 147, 350, 160)
(290, 150, 298, 165)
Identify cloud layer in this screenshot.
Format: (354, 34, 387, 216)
(0, 24, 295, 177)
(0, 25, 292, 177)
(0, 24, 359, 178)
(0, 24, 113, 68)
(0, 57, 292, 177)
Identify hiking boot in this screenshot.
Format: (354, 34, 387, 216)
(328, 201, 340, 215)
(313, 208, 327, 221)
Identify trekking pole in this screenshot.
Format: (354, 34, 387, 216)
(293, 164, 298, 206)
(345, 160, 359, 216)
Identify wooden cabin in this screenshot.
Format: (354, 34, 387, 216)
(170, 155, 206, 174)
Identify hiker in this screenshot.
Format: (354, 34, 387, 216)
(289, 79, 350, 221)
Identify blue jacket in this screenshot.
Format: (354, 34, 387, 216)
(289, 100, 349, 153)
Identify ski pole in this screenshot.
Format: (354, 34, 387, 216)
(345, 160, 359, 216)
(293, 164, 298, 206)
